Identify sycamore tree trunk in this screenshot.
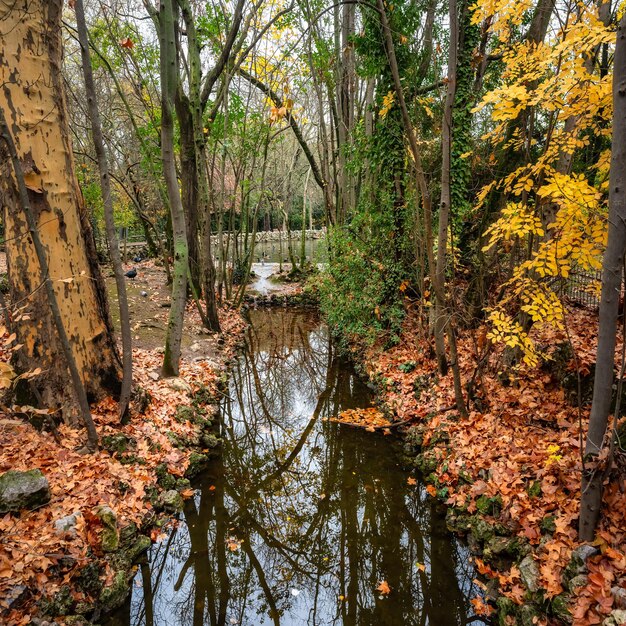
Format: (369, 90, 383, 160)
(579, 12, 626, 541)
(0, 0, 121, 419)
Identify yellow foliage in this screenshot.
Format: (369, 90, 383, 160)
(475, 1, 612, 367)
(379, 91, 395, 119)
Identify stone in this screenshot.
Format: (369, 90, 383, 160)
(128, 535, 152, 562)
(612, 586, 626, 610)
(185, 452, 209, 479)
(520, 604, 541, 626)
(603, 609, 626, 626)
(470, 516, 495, 543)
(53, 512, 80, 537)
(568, 574, 589, 593)
(166, 377, 192, 393)
(100, 570, 130, 611)
(519, 555, 540, 593)
(95, 505, 119, 553)
(565, 544, 600, 579)
(551, 594, 573, 624)
(0, 469, 50, 513)
(158, 489, 184, 512)
(4, 584, 29, 611)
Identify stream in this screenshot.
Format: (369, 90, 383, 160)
(108, 308, 484, 626)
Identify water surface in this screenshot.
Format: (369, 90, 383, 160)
(109, 309, 484, 626)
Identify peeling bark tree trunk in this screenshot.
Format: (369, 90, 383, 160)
(579, 12, 626, 541)
(0, 0, 121, 419)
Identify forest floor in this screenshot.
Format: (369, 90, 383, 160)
(0, 260, 247, 624)
(350, 300, 626, 625)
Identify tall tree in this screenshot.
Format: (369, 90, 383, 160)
(0, 0, 121, 419)
(579, 11, 626, 541)
(74, 0, 133, 422)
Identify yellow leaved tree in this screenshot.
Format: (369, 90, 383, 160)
(474, 0, 614, 365)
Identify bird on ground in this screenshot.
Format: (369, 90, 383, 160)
(132, 255, 143, 263)
(124, 267, 137, 279)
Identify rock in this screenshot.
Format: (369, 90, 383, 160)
(128, 535, 152, 562)
(185, 452, 209, 479)
(53, 512, 80, 537)
(100, 570, 130, 611)
(604, 609, 626, 626)
(95, 505, 119, 553)
(158, 489, 184, 512)
(565, 544, 600, 579)
(551, 594, 573, 624)
(101, 434, 134, 455)
(519, 555, 540, 593)
(470, 516, 495, 543)
(0, 469, 50, 513)
(568, 574, 588, 593)
(612, 586, 626, 610)
(4, 584, 29, 611)
(166, 377, 192, 393)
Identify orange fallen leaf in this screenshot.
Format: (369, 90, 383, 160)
(180, 488, 195, 499)
(376, 580, 391, 595)
(426, 484, 437, 497)
(407, 477, 417, 486)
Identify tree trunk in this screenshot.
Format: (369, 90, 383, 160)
(159, 0, 188, 377)
(0, 0, 121, 419)
(579, 12, 626, 541)
(75, 0, 133, 422)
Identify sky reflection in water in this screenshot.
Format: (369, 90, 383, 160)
(109, 309, 485, 626)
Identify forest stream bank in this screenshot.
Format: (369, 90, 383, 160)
(342, 301, 626, 626)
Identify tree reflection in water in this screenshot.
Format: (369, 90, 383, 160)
(110, 309, 487, 626)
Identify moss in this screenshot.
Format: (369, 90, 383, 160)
(185, 452, 209, 479)
(155, 463, 177, 490)
(100, 570, 129, 612)
(175, 404, 197, 423)
(541, 515, 556, 534)
(551, 594, 572, 623)
(470, 516, 495, 543)
(75, 561, 103, 597)
(40, 585, 74, 616)
(101, 434, 135, 455)
(415, 450, 438, 474)
(527, 479, 542, 498)
(476, 494, 502, 517)
(128, 535, 152, 562)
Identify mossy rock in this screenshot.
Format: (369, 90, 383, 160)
(0, 469, 50, 513)
(40, 585, 74, 616)
(75, 561, 103, 597)
(551, 594, 573, 624)
(415, 450, 438, 474)
(446, 508, 472, 533)
(175, 405, 197, 424)
(100, 570, 130, 612)
(157, 489, 184, 512)
(101, 434, 135, 455)
(496, 596, 519, 625)
(95, 505, 119, 553)
(155, 463, 177, 490)
(476, 494, 502, 516)
(185, 452, 210, 479)
(469, 515, 495, 543)
(200, 432, 220, 449)
(128, 535, 152, 562)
